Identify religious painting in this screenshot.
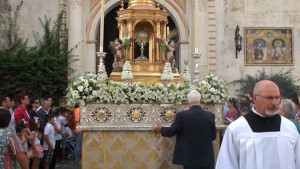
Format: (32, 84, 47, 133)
(244, 28, 293, 65)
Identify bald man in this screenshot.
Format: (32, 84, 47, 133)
(216, 80, 300, 169)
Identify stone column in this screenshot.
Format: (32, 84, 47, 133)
(180, 44, 189, 72)
(86, 42, 97, 73)
(68, 0, 84, 78)
(198, 0, 209, 78)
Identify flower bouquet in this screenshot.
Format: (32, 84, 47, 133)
(196, 73, 229, 104)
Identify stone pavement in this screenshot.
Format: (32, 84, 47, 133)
(56, 159, 81, 169)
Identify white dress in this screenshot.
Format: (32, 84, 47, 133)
(216, 116, 300, 169)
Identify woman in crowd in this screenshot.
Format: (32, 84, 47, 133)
(14, 93, 31, 128)
(224, 98, 239, 124)
(0, 108, 29, 169)
(29, 98, 40, 119)
(278, 99, 300, 134)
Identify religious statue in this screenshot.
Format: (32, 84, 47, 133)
(166, 40, 180, 68)
(155, 30, 180, 71)
(110, 38, 125, 71)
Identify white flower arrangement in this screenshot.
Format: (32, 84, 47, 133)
(66, 72, 229, 105)
(121, 61, 133, 81)
(196, 73, 229, 104)
(161, 62, 174, 81)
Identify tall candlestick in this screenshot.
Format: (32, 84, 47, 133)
(167, 26, 169, 38)
(195, 0, 199, 52)
(100, 0, 105, 52)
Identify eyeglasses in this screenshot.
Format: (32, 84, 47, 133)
(255, 94, 281, 101)
(34, 101, 40, 104)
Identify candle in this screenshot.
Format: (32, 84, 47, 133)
(100, 0, 105, 52)
(195, 0, 199, 52)
(167, 26, 169, 38)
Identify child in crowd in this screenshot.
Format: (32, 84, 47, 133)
(29, 119, 43, 169)
(60, 108, 70, 163)
(15, 121, 31, 169)
(49, 107, 64, 168)
(43, 114, 55, 169)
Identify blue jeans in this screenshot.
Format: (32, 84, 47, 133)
(74, 132, 82, 163)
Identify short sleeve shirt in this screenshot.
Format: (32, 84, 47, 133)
(54, 117, 62, 140)
(43, 123, 55, 150)
(0, 128, 24, 169)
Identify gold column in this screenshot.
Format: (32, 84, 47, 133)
(162, 22, 167, 62)
(127, 19, 134, 60)
(156, 20, 161, 62)
(118, 22, 123, 39)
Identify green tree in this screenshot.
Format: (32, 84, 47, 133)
(0, 2, 75, 104)
(232, 69, 300, 98)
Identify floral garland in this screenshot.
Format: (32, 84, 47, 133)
(66, 72, 229, 105)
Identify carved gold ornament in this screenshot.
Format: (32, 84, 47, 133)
(165, 110, 175, 119)
(98, 110, 106, 119)
(131, 110, 142, 119)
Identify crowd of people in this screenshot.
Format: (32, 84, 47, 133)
(0, 94, 81, 169)
(1, 80, 300, 169)
(222, 92, 300, 132)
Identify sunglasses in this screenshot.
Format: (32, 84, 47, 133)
(34, 101, 40, 104)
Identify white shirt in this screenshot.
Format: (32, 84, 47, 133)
(43, 123, 55, 150)
(65, 127, 73, 139)
(58, 116, 67, 134)
(216, 116, 300, 169)
(54, 117, 62, 140)
(31, 131, 41, 145)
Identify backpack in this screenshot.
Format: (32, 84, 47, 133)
(68, 113, 76, 130)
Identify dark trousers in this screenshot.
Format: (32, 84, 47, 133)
(184, 166, 213, 169)
(49, 139, 61, 169)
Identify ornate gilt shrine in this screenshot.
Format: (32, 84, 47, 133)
(79, 103, 225, 169)
(109, 0, 180, 83)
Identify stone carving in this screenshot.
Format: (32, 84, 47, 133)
(68, 0, 83, 8)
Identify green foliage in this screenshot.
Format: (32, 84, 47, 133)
(0, 2, 74, 104)
(123, 39, 131, 50)
(232, 69, 300, 97)
(162, 42, 168, 54)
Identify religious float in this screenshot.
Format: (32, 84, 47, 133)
(67, 1, 228, 169)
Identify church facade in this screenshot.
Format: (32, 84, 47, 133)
(2, 0, 300, 90)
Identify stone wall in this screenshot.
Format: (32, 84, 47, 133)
(10, 0, 60, 46)
(0, 0, 10, 48)
(214, 0, 300, 94)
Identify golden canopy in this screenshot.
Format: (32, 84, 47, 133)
(110, 0, 180, 83)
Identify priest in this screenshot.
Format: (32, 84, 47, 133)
(216, 80, 300, 169)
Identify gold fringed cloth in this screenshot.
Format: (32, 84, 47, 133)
(82, 131, 182, 169)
